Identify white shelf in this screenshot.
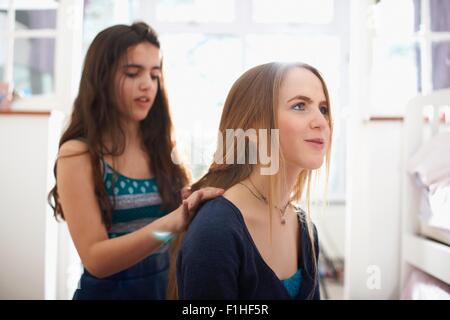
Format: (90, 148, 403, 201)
(403, 234, 450, 285)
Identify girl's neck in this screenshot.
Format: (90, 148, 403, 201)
(104, 120, 143, 153)
(120, 119, 145, 150)
(248, 165, 302, 207)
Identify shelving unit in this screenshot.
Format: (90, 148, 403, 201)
(403, 234, 450, 285)
(400, 89, 450, 290)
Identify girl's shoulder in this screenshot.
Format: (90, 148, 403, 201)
(181, 196, 246, 256)
(195, 196, 242, 224)
(186, 196, 245, 239)
(58, 139, 89, 158)
(57, 139, 95, 180)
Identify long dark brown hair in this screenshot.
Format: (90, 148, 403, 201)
(167, 62, 333, 299)
(48, 22, 190, 228)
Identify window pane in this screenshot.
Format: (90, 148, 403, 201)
(374, 0, 415, 38)
(82, 0, 132, 53)
(0, 1, 8, 9)
(13, 38, 55, 96)
(252, 0, 334, 24)
(0, 9, 7, 81)
(11, 0, 58, 10)
(83, 0, 116, 51)
(413, 0, 421, 32)
(415, 44, 422, 92)
(156, 0, 235, 23)
(15, 9, 56, 30)
(430, 0, 450, 32)
(432, 41, 450, 90)
(161, 34, 242, 179)
(245, 34, 340, 89)
(0, 9, 7, 30)
(412, 0, 450, 33)
(371, 39, 419, 114)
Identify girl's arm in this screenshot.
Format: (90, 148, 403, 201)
(57, 140, 222, 278)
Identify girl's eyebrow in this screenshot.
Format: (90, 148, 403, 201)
(122, 64, 161, 71)
(287, 94, 327, 105)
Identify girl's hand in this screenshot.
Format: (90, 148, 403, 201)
(180, 186, 192, 200)
(169, 187, 224, 233)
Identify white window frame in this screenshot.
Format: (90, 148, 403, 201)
(417, 0, 450, 94)
(1, 0, 58, 108)
(1, 0, 83, 115)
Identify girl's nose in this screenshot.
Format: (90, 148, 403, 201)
(310, 108, 329, 130)
(140, 75, 155, 91)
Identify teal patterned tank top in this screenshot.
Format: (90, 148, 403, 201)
(282, 268, 302, 299)
(102, 160, 167, 239)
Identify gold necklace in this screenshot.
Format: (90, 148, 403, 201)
(239, 179, 290, 225)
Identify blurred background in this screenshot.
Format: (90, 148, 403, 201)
(0, 0, 449, 300)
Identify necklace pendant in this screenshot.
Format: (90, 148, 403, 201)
(281, 217, 286, 225)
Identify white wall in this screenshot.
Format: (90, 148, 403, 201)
(315, 204, 346, 260)
(0, 111, 64, 299)
(345, 121, 403, 299)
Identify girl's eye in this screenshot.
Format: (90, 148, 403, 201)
(150, 74, 160, 81)
(320, 106, 329, 115)
(125, 73, 138, 78)
(292, 102, 306, 111)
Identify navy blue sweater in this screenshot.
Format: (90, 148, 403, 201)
(177, 196, 320, 300)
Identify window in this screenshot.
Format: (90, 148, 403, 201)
(370, 39, 419, 115)
(0, 0, 58, 104)
(252, 0, 334, 24)
(156, 0, 235, 23)
(426, 0, 450, 90)
(161, 33, 243, 178)
(370, 0, 450, 115)
(81, 0, 350, 202)
(130, 0, 349, 201)
(82, 0, 130, 53)
(370, 0, 419, 115)
(15, 9, 56, 30)
(0, 9, 7, 80)
(13, 37, 55, 96)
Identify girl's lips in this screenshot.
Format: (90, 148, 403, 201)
(135, 97, 150, 102)
(304, 139, 325, 150)
(305, 138, 324, 143)
(134, 97, 151, 108)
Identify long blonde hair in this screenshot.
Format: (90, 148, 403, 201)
(167, 62, 333, 299)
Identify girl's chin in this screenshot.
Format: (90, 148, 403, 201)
(131, 111, 150, 122)
(306, 161, 325, 170)
(287, 159, 324, 171)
